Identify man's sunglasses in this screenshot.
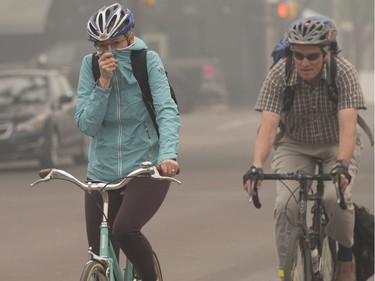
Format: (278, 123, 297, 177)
(293, 51, 321, 61)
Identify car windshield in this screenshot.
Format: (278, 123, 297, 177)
(0, 76, 48, 106)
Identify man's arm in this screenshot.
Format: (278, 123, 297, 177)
(337, 108, 357, 162)
(244, 111, 280, 194)
(333, 108, 358, 191)
(252, 111, 281, 166)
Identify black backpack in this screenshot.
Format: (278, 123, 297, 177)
(353, 203, 374, 281)
(92, 49, 178, 137)
(271, 17, 374, 147)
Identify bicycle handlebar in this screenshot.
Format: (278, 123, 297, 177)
(30, 161, 181, 191)
(249, 171, 346, 210)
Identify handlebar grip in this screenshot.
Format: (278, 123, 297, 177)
(39, 169, 52, 178)
(338, 186, 347, 210)
(339, 196, 347, 210)
(252, 187, 262, 209)
(332, 173, 348, 210)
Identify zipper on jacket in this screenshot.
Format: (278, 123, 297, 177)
(113, 72, 123, 178)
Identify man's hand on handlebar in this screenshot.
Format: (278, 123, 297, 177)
(330, 160, 351, 192)
(243, 165, 263, 196)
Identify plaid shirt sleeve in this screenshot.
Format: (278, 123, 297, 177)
(335, 56, 367, 110)
(255, 58, 287, 114)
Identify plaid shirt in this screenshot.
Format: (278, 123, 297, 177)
(255, 56, 366, 144)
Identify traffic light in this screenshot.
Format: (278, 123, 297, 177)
(275, 0, 297, 19)
(141, 0, 156, 6)
(277, 2, 289, 18)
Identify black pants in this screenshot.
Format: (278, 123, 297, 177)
(85, 177, 170, 281)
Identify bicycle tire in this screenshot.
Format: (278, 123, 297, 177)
(284, 227, 313, 281)
(153, 251, 163, 281)
(80, 260, 108, 281)
(132, 252, 163, 281)
(319, 236, 336, 280)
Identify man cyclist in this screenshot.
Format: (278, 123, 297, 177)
(243, 18, 366, 281)
(75, 3, 180, 281)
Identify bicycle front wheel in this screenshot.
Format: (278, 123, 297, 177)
(319, 236, 336, 280)
(132, 252, 163, 281)
(284, 227, 312, 281)
(80, 260, 108, 281)
(153, 252, 163, 281)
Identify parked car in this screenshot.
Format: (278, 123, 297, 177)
(0, 67, 89, 168)
(29, 40, 228, 113)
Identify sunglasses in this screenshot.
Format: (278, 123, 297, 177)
(293, 51, 322, 61)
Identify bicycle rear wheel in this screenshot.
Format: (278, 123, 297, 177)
(80, 260, 108, 281)
(284, 227, 313, 281)
(132, 252, 163, 281)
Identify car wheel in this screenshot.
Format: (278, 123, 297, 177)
(40, 131, 60, 168)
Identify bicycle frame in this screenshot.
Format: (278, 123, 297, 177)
(308, 162, 327, 254)
(30, 161, 181, 281)
(87, 189, 130, 281)
(249, 159, 345, 280)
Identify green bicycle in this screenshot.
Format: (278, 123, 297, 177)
(30, 161, 181, 281)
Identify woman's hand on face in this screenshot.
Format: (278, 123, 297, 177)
(98, 51, 118, 88)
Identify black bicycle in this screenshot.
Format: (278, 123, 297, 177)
(249, 159, 347, 281)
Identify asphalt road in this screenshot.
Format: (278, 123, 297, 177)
(1, 106, 373, 281)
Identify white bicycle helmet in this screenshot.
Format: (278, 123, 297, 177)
(287, 18, 336, 46)
(87, 3, 134, 42)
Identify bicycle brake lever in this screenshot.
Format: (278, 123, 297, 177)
(30, 169, 55, 187)
(332, 174, 347, 210)
(250, 185, 262, 209)
(249, 169, 262, 209)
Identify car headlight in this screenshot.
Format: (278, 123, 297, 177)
(15, 114, 48, 132)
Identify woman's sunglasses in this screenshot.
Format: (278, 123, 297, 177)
(293, 51, 322, 61)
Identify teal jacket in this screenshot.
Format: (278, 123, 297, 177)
(75, 37, 180, 182)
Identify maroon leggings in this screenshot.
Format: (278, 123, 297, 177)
(85, 178, 170, 281)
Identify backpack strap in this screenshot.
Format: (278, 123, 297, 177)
(282, 55, 295, 112)
(358, 115, 374, 146)
(275, 55, 294, 144)
(131, 49, 159, 137)
(326, 54, 338, 104)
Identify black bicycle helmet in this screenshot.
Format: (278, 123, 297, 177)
(87, 3, 134, 42)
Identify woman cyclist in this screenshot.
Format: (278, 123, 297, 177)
(75, 3, 180, 281)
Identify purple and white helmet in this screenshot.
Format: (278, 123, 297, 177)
(87, 3, 134, 42)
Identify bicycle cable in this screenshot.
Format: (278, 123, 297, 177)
(88, 177, 124, 245)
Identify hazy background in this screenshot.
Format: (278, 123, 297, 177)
(0, 0, 374, 105)
(0, 1, 373, 280)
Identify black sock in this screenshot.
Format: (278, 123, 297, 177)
(337, 243, 353, 262)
